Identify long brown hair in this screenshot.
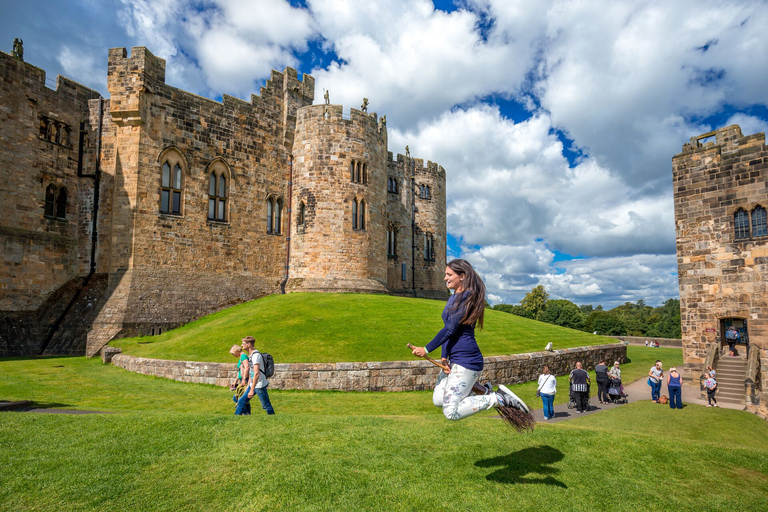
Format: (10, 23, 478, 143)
(447, 259, 486, 329)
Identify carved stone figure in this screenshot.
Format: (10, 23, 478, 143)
(361, 98, 368, 112)
(405, 145, 410, 158)
(381, 115, 386, 125)
(12, 38, 23, 61)
(324, 90, 329, 104)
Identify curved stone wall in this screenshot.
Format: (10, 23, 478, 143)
(110, 342, 627, 392)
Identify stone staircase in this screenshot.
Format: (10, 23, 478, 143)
(714, 355, 748, 405)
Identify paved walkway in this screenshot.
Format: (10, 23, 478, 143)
(529, 375, 745, 423)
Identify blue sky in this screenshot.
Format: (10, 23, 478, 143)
(2, 0, 767, 307)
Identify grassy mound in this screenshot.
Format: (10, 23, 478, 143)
(113, 293, 610, 363)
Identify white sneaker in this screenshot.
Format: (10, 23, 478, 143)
(496, 385, 530, 413)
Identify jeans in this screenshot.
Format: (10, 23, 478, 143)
(650, 380, 661, 401)
(252, 386, 275, 415)
(668, 386, 682, 409)
(235, 385, 253, 415)
(540, 393, 555, 419)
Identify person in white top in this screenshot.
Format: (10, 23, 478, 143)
(537, 365, 557, 420)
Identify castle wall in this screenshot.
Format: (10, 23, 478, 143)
(673, 124, 768, 412)
(2, 45, 449, 356)
(87, 47, 316, 354)
(0, 50, 101, 312)
(384, 154, 447, 298)
(286, 104, 389, 293)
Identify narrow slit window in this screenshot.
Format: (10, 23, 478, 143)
(55, 187, 67, 219)
(44, 185, 56, 217)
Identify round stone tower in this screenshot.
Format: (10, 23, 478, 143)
(286, 104, 389, 293)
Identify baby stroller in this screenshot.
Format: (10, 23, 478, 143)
(607, 378, 628, 404)
(567, 383, 589, 410)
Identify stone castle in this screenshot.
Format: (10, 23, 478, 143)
(673, 125, 767, 416)
(0, 46, 447, 357)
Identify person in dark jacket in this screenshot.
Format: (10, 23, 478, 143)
(569, 362, 590, 413)
(410, 259, 528, 420)
(595, 359, 610, 404)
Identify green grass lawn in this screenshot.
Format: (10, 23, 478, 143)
(112, 293, 612, 363)
(2, 346, 766, 511)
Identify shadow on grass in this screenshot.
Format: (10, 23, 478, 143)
(475, 445, 567, 487)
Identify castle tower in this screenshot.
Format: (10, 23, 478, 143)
(286, 104, 389, 293)
(673, 124, 768, 415)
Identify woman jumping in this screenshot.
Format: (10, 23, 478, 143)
(410, 259, 529, 421)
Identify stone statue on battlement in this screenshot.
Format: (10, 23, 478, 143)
(405, 145, 410, 158)
(381, 115, 386, 125)
(12, 38, 23, 61)
(324, 90, 329, 105)
(361, 98, 368, 113)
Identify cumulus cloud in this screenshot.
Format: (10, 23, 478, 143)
(309, 0, 541, 127)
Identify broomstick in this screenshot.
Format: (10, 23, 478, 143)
(406, 343, 535, 432)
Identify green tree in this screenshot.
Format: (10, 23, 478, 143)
(584, 310, 626, 336)
(537, 299, 584, 330)
(521, 285, 549, 318)
(491, 303, 534, 319)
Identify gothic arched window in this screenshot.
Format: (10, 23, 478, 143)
(298, 201, 306, 225)
(352, 199, 358, 229)
(207, 161, 229, 222)
(56, 187, 67, 219)
(752, 206, 767, 237)
(44, 184, 56, 217)
(734, 209, 750, 239)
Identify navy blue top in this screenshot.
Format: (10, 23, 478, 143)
(425, 292, 484, 371)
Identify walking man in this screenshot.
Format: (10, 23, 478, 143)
(235, 336, 275, 415)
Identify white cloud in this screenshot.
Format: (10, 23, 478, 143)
(725, 114, 768, 139)
(309, 0, 541, 127)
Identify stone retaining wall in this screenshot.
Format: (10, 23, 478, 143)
(612, 336, 682, 347)
(110, 343, 627, 391)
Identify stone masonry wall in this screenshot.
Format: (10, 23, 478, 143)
(287, 104, 389, 293)
(86, 47, 315, 354)
(673, 124, 768, 408)
(111, 342, 626, 391)
(0, 50, 101, 311)
(384, 153, 448, 298)
(413, 159, 447, 297)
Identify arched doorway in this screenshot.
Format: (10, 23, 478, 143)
(720, 318, 748, 356)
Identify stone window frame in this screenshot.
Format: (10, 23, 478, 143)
(38, 115, 71, 147)
(732, 205, 768, 240)
(266, 195, 283, 235)
(352, 197, 366, 230)
(205, 158, 231, 223)
(751, 205, 767, 238)
(157, 147, 189, 217)
(44, 184, 67, 220)
(423, 232, 435, 261)
(418, 184, 431, 200)
(298, 201, 306, 226)
(387, 225, 397, 258)
(388, 177, 398, 194)
(350, 160, 368, 185)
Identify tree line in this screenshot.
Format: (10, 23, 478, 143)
(490, 285, 682, 338)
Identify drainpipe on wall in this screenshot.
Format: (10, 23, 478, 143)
(280, 155, 293, 294)
(411, 156, 416, 295)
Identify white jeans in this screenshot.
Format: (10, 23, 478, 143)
(432, 363, 496, 420)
